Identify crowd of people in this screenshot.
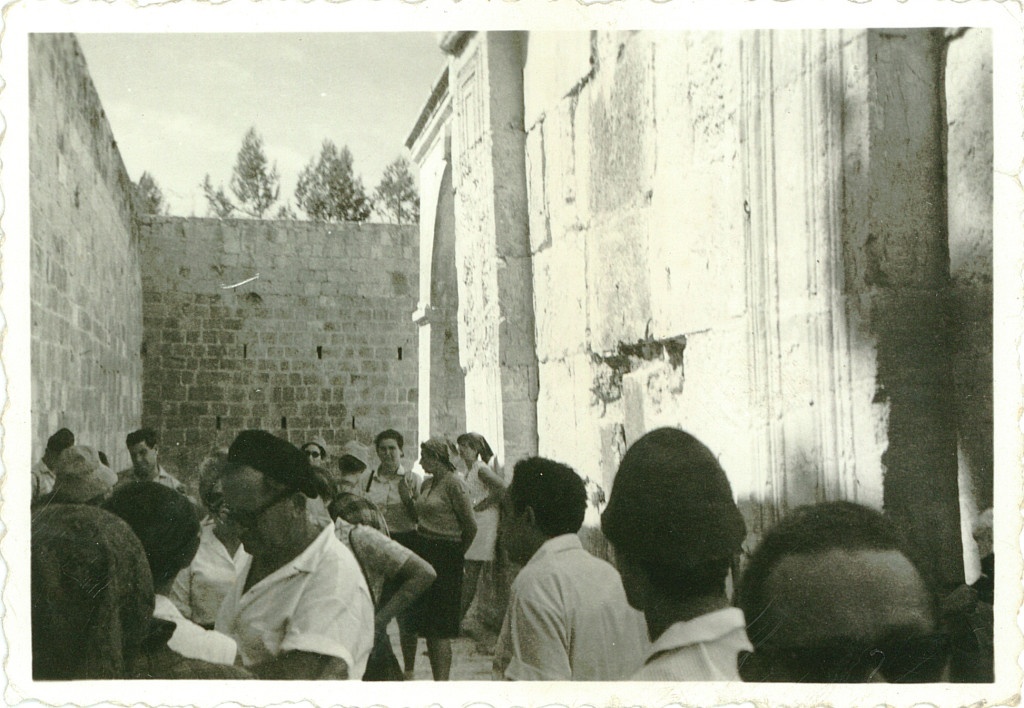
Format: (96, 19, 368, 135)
(30, 423, 994, 682)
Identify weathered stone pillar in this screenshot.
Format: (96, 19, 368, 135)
(841, 28, 963, 588)
(447, 32, 539, 465)
(408, 69, 466, 446)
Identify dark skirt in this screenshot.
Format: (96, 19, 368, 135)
(407, 533, 464, 638)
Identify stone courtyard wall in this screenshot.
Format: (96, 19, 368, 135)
(139, 218, 419, 487)
(29, 33, 143, 470)
(946, 28, 994, 578)
(518, 29, 990, 587)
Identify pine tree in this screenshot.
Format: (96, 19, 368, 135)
(295, 140, 373, 223)
(374, 156, 420, 224)
(229, 127, 280, 218)
(134, 171, 169, 215)
(200, 174, 236, 218)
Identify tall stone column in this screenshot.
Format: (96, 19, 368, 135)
(447, 32, 539, 465)
(841, 28, 963, 588)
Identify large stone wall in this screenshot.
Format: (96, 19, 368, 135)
(947, 28, 994, 578)
(30, 33, 144, 470)
(519, 29, 989, 587)
(139, 218, 419, 487)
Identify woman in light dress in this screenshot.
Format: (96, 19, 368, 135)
(456, 432, 505, 620)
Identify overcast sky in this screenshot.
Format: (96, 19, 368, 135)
(76, 33, 445, 216)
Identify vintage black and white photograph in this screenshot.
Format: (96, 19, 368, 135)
(4, 3, 1022, 707)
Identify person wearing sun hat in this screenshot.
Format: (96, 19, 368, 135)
(214, 430, 374, 679)
(33, 445, 117, 507)
(600, 427, 751, 681)
(334, 440, 371, 496)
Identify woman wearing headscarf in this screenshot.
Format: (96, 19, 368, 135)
(169, 448, 250, 629)
(405, 437, 477, 680)
(456, 432, 506, 620)
(31, 504, 250, 679)
(330, 493, 436, 680)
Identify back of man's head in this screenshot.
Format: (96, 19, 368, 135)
(103, 481, 201, 590)
(508, 456, 586, 538)
(601, 428, 745, 600)
(46, 428, 75, 455)
(125, 428, 158, 450)
(736, 501, 943, 682)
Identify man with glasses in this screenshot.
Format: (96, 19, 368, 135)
(215, 430, 374, 679)
(736, 501, 949, 683)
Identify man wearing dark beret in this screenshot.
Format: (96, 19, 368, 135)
(601, 427, 752, 680)
(214, 430, 374, 679)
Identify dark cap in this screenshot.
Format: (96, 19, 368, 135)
(227, 430, 321, 498)
(601, 427, 745, 568)
(46, 428, 75, 454)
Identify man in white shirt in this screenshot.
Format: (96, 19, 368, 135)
(216, 430, 374, 679)
(117, 428, 188, 494)
(601, 428, 752, 680)
(493, 457, 647, 681)
(32, 427, 74, 502)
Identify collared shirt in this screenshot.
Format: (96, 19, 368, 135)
(632, 607, 753, 681)
(306, 496, 333, 529)
(334, 518, 413, 604)
(31, 459, 55, 501)
(357, 465, 422, 535)
(493, 534, 648, 681)
(116, 465, 187, 494)
(154, 594, 238, 666)
(215, 524, 374, 679)
(170, 519, 250, 628)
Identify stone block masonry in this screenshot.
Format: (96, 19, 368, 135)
(139, 217, 419, 487)
(30, 34, 144, 470)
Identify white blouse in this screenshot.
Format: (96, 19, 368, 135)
(170, 518, 250, 627)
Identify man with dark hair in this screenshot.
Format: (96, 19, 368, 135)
(118, 428, 186, 494)
(358, 428, 422, 676)
(359, 429, 421, 541)
(601, 427, 750, 680)
(736, 501, 949, 683)
(492, 456, 646, 681)
(104, 482, 239, 666)
(32, 427, 75, 502)
(215, 430, 374, 680)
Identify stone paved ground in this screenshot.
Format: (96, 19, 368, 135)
(384, 623, 496, 681)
